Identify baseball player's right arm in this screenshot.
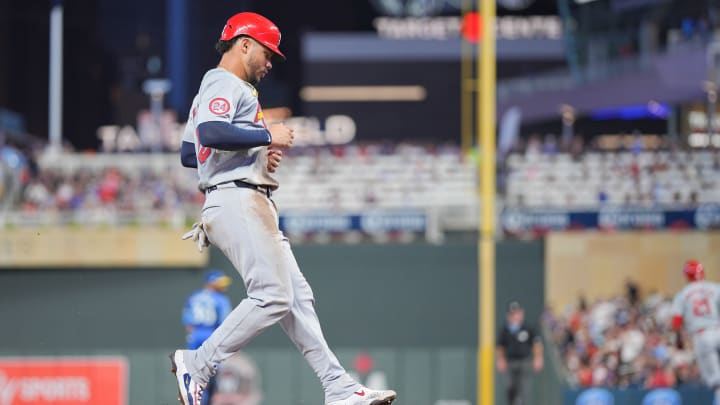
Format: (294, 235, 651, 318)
(197, 121, 272, 150)
(196, 121, 294, 149)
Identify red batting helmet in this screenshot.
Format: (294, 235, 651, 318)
(220, 12, 285, 60)
(684, 260, 705, 281)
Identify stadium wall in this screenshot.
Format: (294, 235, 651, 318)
(0, 240, 558, 404)
(546, 230, 720, 313)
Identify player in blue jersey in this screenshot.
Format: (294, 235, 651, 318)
(183, 270, 233, 405)
(183, 270, 233, 350)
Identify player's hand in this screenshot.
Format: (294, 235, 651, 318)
(182, 222, 211, 252)
(269, 123, 294, 148)
(496, 357, 507, 372)
(267, 148, 283, 173)
(533, 356, 544, 372)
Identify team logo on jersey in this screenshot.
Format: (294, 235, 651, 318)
(254, 103, 266, 127)
(209, 98, 231, 115)
(243, 82, 259, 98)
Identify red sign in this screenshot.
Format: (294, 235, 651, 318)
(0, 357, 127, 405)
(461, 12, 482, 43)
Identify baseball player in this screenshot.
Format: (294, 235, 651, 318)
(183, 270, 233, 351)
(671, 260, 720, 404)
(169, 12, 397, 405)
(183, 270, 233, 405)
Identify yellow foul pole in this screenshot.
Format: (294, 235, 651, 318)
(476, 0, 496, 404)
(460, 0, 473, 154)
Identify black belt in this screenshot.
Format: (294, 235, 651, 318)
(203, 180, 272, 198)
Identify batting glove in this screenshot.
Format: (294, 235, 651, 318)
(182, 222, 211, 252)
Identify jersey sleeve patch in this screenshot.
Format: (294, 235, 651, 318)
(209, 98, 231, 115)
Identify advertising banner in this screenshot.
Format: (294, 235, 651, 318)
(279, 210, 427, 233)
(502, 204, 720, 234)
(0, 357, 127, 405)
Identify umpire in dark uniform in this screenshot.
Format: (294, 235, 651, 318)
(496, 301, 544, 405)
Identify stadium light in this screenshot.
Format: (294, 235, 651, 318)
(49, 0, 63, 154)
(299, 85, 427, 102)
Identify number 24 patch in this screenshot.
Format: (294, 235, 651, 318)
(209, 98, 231, 115)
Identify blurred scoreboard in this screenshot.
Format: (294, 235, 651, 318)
(301, 58, 461, 143)
(299, 31, 566, 144)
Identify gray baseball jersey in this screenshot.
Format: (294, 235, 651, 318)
(181, 67, 277, 190)
(672, 281, 720, 388)
(671, 281, 720, 334)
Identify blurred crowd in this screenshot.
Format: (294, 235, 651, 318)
(0, 140, 469, 225)
(543, 282, 704, 390)
(3, 130, 720, 225)
(20, 166, 201, 213)
(503, 132, 720, 208)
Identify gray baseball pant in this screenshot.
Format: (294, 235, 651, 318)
(182, 186, 360, 403)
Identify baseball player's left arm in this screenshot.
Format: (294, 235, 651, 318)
(532, 338, 544, 371)
(180, 116, 198, 168)
(529, 326, 543, 371)
(671, 315, 683, 330)
(496, 329, 508, 372)
(670, 292, 684, 331)
(267, 149, 283, 172)
(181, 141, 197, 168)
(495, 346, 507, 372)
